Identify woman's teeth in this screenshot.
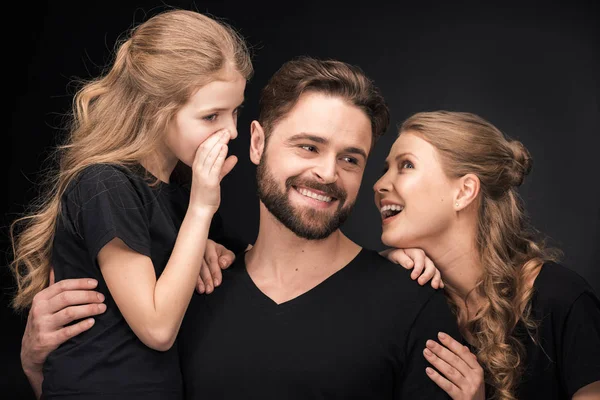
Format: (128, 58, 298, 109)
(380, 204, 404, 218)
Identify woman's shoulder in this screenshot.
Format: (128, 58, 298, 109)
(532, 262, 598, 312)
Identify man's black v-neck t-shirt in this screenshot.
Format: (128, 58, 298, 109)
(179, 248, 460, 399)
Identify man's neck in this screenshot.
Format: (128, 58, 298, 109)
(245, 204, 361, 304)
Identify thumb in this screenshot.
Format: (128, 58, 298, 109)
(219, 252, 236, 269)
(219, 155, 238, 180)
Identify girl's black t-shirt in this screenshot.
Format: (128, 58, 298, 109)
(43, 163, 245, 399)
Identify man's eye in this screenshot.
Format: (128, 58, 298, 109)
(300, 145, 317, 152)
(342, 156, 358, 165)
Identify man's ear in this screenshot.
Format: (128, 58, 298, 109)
(250, 120, 266, 166)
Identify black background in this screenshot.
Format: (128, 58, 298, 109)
(2, 1, 598, 398)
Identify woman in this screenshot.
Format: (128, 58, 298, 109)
(375, 111, 600, 399)
(10, 9, 252, 399)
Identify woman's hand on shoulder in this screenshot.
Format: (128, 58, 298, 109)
(380, 248, 444, 289)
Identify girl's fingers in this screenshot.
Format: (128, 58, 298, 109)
(199, 260, 214, 294)
(208, 144, 228, 176)
(194, 130, 229, 168)
(219, 155, 238, 180)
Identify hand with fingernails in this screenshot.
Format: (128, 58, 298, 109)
(189, 129, 237, 215)
(424, 332, 485, 400)
(381, 248, 445, 289)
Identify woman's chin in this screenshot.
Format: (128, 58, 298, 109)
(381, 229, 422, 249)
(381, 232, 405, 248)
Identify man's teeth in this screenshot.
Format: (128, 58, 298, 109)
(298, 188, 333, 203)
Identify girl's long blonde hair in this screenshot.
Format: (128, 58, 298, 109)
(10, 9, 253, 312)
(401, 111, 561, 400)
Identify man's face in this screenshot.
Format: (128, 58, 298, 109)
(255, 91, 372, 240)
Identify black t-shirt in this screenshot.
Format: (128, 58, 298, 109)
(513, 262, 600, 399)
(178, 248, 460, 399)
(43, 163, 244, 399)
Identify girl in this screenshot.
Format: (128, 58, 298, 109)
(376, 111, 600, 399)
(10, 9, 252, 399)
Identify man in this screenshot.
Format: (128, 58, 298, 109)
(20, 57, 459, 399)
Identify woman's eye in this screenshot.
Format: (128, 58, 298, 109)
(401, 160, 414, 169)
(203, 114, 218, 122)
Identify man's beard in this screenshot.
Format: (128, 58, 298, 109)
(256, 156, 355, 240)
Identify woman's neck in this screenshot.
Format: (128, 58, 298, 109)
(423, 225, 484, 319)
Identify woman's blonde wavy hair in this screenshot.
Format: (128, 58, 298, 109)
(10, 9, 253, 312)
(400, 111, 561, 400)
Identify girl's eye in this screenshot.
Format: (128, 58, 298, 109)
(203, 114, 218, 122)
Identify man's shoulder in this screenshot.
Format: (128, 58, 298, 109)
(352, 248, 442, 305)
(352, 248, 459, 342)
(356, 248, 437, 289)
(355, 247, 407, 272)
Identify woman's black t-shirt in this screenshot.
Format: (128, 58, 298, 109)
(513, 262, 600, 399)
(473, 262, 600, 399)
(42, 163, 245, 399)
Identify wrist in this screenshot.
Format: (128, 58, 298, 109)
(21, 349, 42, 374)
(22, 361, 42, 376)
(186, 204, 216, 219)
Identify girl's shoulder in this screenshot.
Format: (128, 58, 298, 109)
(74, 163, 143, 185)
(66, 163, 150, 197)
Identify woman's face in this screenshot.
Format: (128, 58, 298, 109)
(373, 132, 458, 249)
(164, 69, 246, 166)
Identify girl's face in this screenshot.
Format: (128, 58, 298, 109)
(165, 69, 246, 166)
(373, 132, 458, 249)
